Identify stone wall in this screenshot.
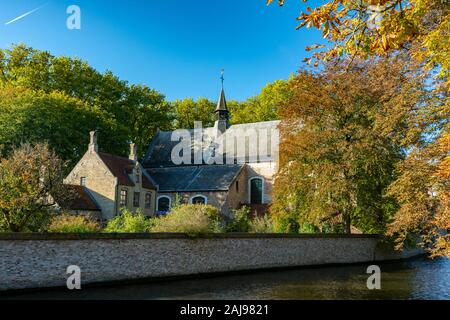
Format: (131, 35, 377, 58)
(0, 234, 422, 292)
(117, 185, 156, 217)
(65, 151, 117, 219)
(246, 162, 277, 204)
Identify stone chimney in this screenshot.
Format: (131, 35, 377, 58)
(129, 143, 137, 161)
(88, 131, 98, 153)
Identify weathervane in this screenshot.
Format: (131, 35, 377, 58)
(220, 69, 225, 88)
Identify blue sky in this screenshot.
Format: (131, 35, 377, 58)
(0, 0, 323, 101)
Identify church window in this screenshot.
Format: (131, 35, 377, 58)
(190, 195, 207, 205)
(145, 193, 152, 209)
(80, 177, 86, 186)
(120, 189, 128, 207)
(133, 192, 140, 207)
(157, 196, 171, 214)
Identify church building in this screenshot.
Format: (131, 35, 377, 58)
(62, 84, 280, 220)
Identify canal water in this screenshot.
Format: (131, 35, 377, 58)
(4, 257, 450, 300)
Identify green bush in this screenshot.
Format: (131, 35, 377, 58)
(150, 204, 222, 235)
(226, 206, 250, 232)
(47, 213, 101, 233)
(298, 222, 318, 233)
(104, 208, 151, 233)
(249, 214, 274, 233)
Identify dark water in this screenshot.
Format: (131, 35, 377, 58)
(4, 258, 450, 300)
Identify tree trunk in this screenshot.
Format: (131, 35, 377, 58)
(343, 213, 351, 234)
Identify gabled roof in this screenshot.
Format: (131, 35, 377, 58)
(98, 153, 156, 189)
(146, 164, 244, 192)
(142, 120, 280, 168)
(57, 185, 101, 211)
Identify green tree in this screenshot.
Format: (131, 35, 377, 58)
(229, 79, 292, 124)
(172, 97, 216, 129)
(126, 85, 172, 158)
(0, 86, 127, 167)
(0, 44, 171, 160)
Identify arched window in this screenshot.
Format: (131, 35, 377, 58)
(157, 196, 171, 214)
(190, 195, 208, 205)
(249, 177, 264, 204)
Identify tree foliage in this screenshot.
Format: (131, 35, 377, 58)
(172, 97, 216, 129)
(0, 143, 68, 232)
(271, 57, 431, 234)
(267, 0, 449, 78)
(0, 44, 171, 161)
(0, 86, 126, 167)
(229, 79, 292, 124)
(268, 0, 450, 256)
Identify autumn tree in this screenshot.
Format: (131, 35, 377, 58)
(271, 57, 429, 234)
(0, 143, 68, 232)
(267, 0, 449, 76)
(268, 0, 450, 255)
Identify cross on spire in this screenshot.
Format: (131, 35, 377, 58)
(220, 69, 224, 88)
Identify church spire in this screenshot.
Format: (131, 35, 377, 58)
(214, 69, 229, 134)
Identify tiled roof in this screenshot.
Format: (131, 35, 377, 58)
(57, 185, 101, 211)
(147, 164, 244, 192)
(98, 153, 156, 189)
(142, 120, 280, 168)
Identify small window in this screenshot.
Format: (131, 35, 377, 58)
(80, 177, 87, 186)
(120, 190, 128, 207)
(157, 196, 171, 214)
(250, 178, 263, 204)
(236, 180, 239, 192)
(135, 173, 140, 184)
(190, 195, 207, 205)
(145, 193, 152, 209)
(133, 192, 140, 207)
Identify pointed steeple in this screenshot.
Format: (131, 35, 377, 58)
(215, 87, 228, 113)
(214, 70, 229, 134)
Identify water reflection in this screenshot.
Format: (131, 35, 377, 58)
(4, 257, 450, 300)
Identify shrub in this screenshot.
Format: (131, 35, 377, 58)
(298, 222, 318, 233)
(249, 214, 274, 233)
(150, 204, 222, 235)
(104, 208, 151, 233)
(226, 206, 250, 232)
(47, 213, 101, 233)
